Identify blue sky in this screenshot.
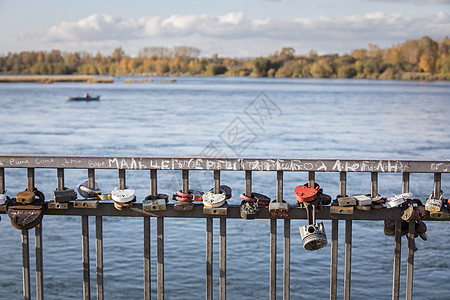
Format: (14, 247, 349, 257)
(0, 0, 449, 57)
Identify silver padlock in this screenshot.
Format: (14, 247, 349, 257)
(299, 222, 328, 251)
(143, 194, 168, 212)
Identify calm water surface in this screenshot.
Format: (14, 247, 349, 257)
(0, 77, 449, 299)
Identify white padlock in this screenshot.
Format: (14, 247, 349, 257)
(0, 189, 7, 205)
(354, 194, 372, 206)
(202, 191, 226, 208)
(111, 187, 135, 203)
(386, 192, 413, 208)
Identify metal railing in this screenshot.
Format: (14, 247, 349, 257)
(0, 155, 449, 300)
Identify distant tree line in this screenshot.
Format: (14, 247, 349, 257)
(1, 37, 449, 80)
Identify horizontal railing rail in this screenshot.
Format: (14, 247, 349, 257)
(0, 154, 449, 300)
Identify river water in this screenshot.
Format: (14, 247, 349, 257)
(0, 77, 449, 299)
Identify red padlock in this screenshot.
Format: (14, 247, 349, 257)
(295, 183, 320, 203)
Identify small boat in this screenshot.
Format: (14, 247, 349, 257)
(67, 94, 100, 101)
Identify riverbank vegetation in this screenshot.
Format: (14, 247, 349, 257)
(1, 36, 449, 80)
(0, 75, 113, 83)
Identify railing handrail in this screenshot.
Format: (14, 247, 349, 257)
(1, 154, 449, 172)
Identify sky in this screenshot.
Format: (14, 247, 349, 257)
(0, 0, 449, 57)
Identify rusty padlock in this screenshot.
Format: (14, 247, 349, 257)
(416, 221, 427, 240)
(268, 200, 289, 218)
(384, 220, 395, 236)
(7, 189, 45, 230)
(430, 207, 449, 219)
(316, 189, 332, 205)
(16, 190, 36, 204)
(401, 205, 415, 222)
(240, 200, 259, 219)
(174, 201, 195, 211)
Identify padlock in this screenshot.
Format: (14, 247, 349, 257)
(16, 190, 36, 204)
(252, 193, 271, 206)
(384, 220, 395, 236)
(337, 196, 357, 207)
(316, 189, 332, 205)
(330, 205, 354, 215)
(111, 187, 136, 211)
(294, 183, 319, 203)
(203, 202, 228, 215)
(203, 191, 227, 208)
(240, 200, 259, 219)
(430, 208, 449, 219)
(174, 201, 195, 211)
(354, 194, 372, 206)
(143, 194, 169, 211)
(372, 203, 383, 210)
(386, 192, 413, 208)
(203, 190, 227, 215)
(7, 190, 45, 230)
(0, 191, 8, 212)
(414, 203, 427, 221)
(77, 180, 101, 199)
(355, 204, 371, 211)
(268, 200, 289, 218)
(53, 188, 77, 203)
(425, 194, 443, 212)
(401, 205, 415, 222)
(299, 222, 327, 251)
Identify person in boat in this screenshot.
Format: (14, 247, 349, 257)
(84, 93, 89, 98)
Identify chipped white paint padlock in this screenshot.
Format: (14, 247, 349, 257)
(299, 222, 328, 251)
(386, 192, 413, 208)
(111, 187, 136, 210)
(203, 190, 227, 215)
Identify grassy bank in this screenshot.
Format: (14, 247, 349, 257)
(0, 76, 114, 83)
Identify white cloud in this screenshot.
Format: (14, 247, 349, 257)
(21, 11, 450, 56)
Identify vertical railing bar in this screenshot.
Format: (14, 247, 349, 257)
(22, 168, 34, 300)
(405, 172, 413, 300)
(393, 173, 408, 300)
(206, 218, 213, 300)
(371, 172, 378, 198)
(82, 169, 94, 300)
(213, 170, 220, 194)
(157, 217, 164, 300)
(308, 171, 315, 189)
(270, 218, 277, 300)
(0, 167, 5, 194)
(119, 169, 126, 189)
(220, 218, 226, 300)
(433, 173, 441, 199)
(35, 224, 43, 300)
(245, 170, 252, 196)
(155, 169, 164, 300)
(22, 229, 30, 300)
(330, 219, 338, 300)
(392, 220, 402, 300)
(144, 217, 151, 300)
(343, 170, 351, 300)
(278, 171, 289, 300)
(57, 168, 64, 190)
(96, 216, 104, 300)
(182, 170, 189, 193)
(344, 220, 352, 300)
